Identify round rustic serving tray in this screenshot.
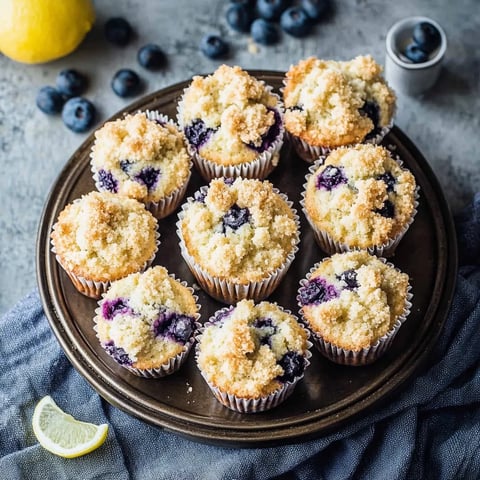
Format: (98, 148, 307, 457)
(36, 72, 457, 447)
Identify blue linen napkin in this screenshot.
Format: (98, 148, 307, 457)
(1, 194, 479, 480)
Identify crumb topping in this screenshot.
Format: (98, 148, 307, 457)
(300, 251, 409, 350)
(180, 178, 299, 282)
(51, 191, 158, 282)
(304, 144, 416, 248)
(283, 56, 396, 147)
(197, 299, 308, 398)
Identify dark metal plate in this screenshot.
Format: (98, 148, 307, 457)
(36, 72, 457, 446)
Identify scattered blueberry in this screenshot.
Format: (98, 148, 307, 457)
(97, 169, 119, 193)
(337, 269, 358, 290)
(200, 34, 229, 59)
(103, 341, 133, 366)
(102, 298, 132, 320)
(375, 199, 395, 218)
(226, 4, 253, 32)
(277, 351, 306, 383)
(251, 18, 279, 45)
(300, 0, 329, 22)
(119, 159, 133, 174)
(36, 86, 64, 115)
(111, 69, 142, 98)
(377, 172, 396, 192)
(316, 165, 347, 191)
(404, 43, 429, 63)
(184, 119, 216, 149)
(153, 310, 195, 344)
(257, 0, 290, 21)
(134, 167, 160, 191)
(248, 108, 281, 152)
(359, 100, 380, 135)
(412, 21, 441, 54)
(56, 69, 88, 98)
(298, 277, 338, 305)
(137, 44, 166, 71)
(61, 97, 96, 133)
(280, 7, 312, 37)
(222, 204, 250, 231)
(104, 17, 133, 46)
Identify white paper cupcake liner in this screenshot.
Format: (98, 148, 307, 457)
(93, 272, 201, 378)
(301, 157, 420, 257)
(176, 185, 300, 304)
(297, 257, 413, 366)
(195, 305, 312, 413)
(177, 83, 285, 181)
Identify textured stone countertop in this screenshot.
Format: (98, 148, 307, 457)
(0, 0, 478, 315)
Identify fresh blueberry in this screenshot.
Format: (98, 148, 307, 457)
(248, 108, 281, 152)
(280, 7, 312, 37)
(137, 44, 166, 71)
(377, 172, 396, 192)
(226, 4, 253, 32)
(404, 43, 429, 63)
(375, 199, 395, 218)
(222, 204, 250, 231)
(200, 34, 229, 59)
(102, 298, 132, 320)
(412, 22, 441, 54)
(36, 86, 64, 115)
(103, 341, 133, 366)
(61, 97, 96, 133)
(111, 69, 142, 98)
(300, 0, 329, 22)
(337, 269, 358, 290)
(119, 159, 133, 174)
(250, 18, 279, 45)
(316, 165, 347, 191)
(277, 351, 306, 383)
(298, 277, 338, 305)
(97, 169, 118, 193)
(153, 311, 195, 344)
(359, 100, 380, 135)
(56, 69, 88, 98)
(104, 17, 133, 46)
(184, 119, 216, 149)
(257, 0, 290, 21)
(134, 167, 160, 191)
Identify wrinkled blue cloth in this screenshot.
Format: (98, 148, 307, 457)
(1, 195, 480, 480)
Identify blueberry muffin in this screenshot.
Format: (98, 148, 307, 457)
(302, 144, 417, 256)
(283, 55, 396, 162)
(50, 191, 159, 298)
(177, 177, 300, 303)
(90, 111, 192, 219)
(196, 299, 311, 412)
(177, 65, 284, 180)
(297, 251, 411, 365)
(94, 266, 200, 377)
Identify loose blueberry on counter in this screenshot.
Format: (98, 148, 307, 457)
(36, 86, 64, 115)
(277, 351, 306, 383)
(56, 69, 88, 98)
(103, 341, 133, 366)
(280, 7, 312, 37)
(111, 69, 142, 97)
(316, 165, 347, 191)
(412, 22, 441, 54)
(200, 34, 229, 59)
(222, 204, 250, 231)
(300, 0, 329, 22)
(226, 3, 253, 32)
(61, 97, 96, 133)
(257, 0, 290, 21)
(153, 311, 195, 344)
(247, 109, 281, 152)
(97, 169, 119, 193)
(404, 43, 429, 63)
(134, 166, 160, 191)
(375, 199, 395, 218)
(359, 100, 380, 135)
(250, 18, 279, 45)
(298, 277, 338, 305)
(104, 17, 133, 46)
(102, 298, 132, 320)
(184, 119, 216, 149)
(377, 172, 396, 192)
(337, 269, 358, 290)
(137, 44, 166, 71)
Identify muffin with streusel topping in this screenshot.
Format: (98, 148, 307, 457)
(177, 177, 300, 303)
(283, 55, 396, 162)
(302, 144, 417, 257)
(50, 191, 159, 298)
(177, 65, 284, 180)
(297, 251, 411, 365)
(196, 299, 311, 412)
(94, 266, 200, 377)
(90, 111, 192, 219)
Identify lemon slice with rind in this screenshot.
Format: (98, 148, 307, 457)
(32, 395, 108, 458)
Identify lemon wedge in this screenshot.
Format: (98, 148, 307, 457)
(32, 396, 108, 458)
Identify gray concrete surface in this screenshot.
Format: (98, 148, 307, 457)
(0, 0, 478, 315)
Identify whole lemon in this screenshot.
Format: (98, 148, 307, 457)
(0, 0, 95, 64)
